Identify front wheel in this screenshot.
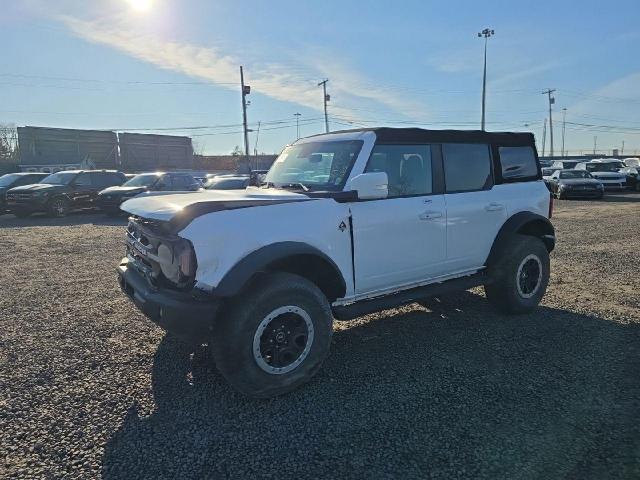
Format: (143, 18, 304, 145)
(484, 235, 550, 314)
(211, 272, 333, 398)
(48, 197, 69, 217)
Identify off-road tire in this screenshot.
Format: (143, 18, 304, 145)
(48, 197, 69, 217)
(211, 272, 333, 398)
(484, 234, 550, 314)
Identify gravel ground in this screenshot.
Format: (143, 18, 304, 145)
(1, 194, 639, 479)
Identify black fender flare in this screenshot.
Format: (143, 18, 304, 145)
(214, 241, 347, 298)
(485, 212, 555, 267)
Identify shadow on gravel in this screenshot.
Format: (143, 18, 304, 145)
(101, 292, 640, 479)
(0, 212, 126, 227)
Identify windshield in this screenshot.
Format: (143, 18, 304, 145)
(205, 178, 248, 190)
(0, 174, 21, 187)
(41, 172, 77, 185)
(123, 173, 160, 187)
(560, 171, 592, 179)
(264, 140, 364, 191)
(585, 163, 622, 172)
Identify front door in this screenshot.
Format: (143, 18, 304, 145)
(70, 172, 94, 208)
(350, 144, 447, 295)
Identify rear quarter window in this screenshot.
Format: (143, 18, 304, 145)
(498, 146, 539, 181)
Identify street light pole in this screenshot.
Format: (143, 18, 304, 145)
(478, 28, 494, 131)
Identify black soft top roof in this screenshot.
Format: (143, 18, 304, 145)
(318, 127, 535, 147)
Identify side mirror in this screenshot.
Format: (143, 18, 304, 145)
(349, 172, 388, 200)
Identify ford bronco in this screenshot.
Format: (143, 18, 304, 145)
(117, 128, 555, 398)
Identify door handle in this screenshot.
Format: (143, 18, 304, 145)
(419, 210, 443, 220)
(485, 202, 505, 212)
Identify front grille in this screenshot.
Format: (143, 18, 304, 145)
(7, 193, 32, 201)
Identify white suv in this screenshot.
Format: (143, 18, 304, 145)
(118, 128, 555, 397)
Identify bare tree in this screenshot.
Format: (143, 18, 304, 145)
(0, 124, 19, 172)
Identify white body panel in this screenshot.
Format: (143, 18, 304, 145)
(350, 194, 447, 294)
(179, 198, 354, 295)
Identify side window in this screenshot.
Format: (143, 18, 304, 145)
(442, 143, 492, 193)
(74, 173, 92, 187)
(171, 175, 194, 189)
(498, 146, 538, 180)
(155, 175, 172, 189)
(91, 173, 120, 188)
(364, 144, 432, 198)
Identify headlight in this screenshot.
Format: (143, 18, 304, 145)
(157, 240, 196, 284)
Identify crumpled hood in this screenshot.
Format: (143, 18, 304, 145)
(7, 183, 61, 193)
(121, 187, 308, 222)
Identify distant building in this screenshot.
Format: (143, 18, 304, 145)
(17, 126, 118, 173)
(16, 126, 196, 173)
(118, 132, 194, 172)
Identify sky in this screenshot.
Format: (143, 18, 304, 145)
(1, 0, 640, 156)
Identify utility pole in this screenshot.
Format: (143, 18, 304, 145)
(240, 66, 251, 159)
(593, 136, 597, 155)
(561, 107, 567, 158)
(294, 112, 302, 139)
(621, 140, 625, 155)
(318, 79, 330, 133)
(542, 118, 547, 157)
(478, 28, 494, 131)
(542, 89, 556, 157)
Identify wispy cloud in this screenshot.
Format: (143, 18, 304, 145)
(44, 7, 422, 121)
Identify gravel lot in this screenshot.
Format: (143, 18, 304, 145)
(1, 194, 639, 479)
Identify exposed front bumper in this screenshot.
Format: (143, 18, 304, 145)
(117, 257, 220, 341)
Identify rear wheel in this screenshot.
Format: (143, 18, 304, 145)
(484, 235, 550, 314)
(211, 272, 333, 398)
(48, 197, 69, 217)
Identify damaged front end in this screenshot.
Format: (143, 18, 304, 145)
(117, 216, 219, 341)
(125, 216, 197, 290)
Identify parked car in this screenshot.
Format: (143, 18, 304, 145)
(6, 170, 126, 217)
(551, 160, 580, 170)
(542, 167, 561, 190)
(98, 172, 201, 214)
(0, 173, 48, 213)
(620, 165, 640, 191)
(575, 160, 627, 189)
(204, 175, 250, 190)
(546, 169, 604, 199)
(117, 127, 554, 398)
(623, 157, 640, 168)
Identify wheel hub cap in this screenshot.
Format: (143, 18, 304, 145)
(516, 254, 543, 298)
(253, 306, 314, 375)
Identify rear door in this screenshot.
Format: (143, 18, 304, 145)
(442, 143, 507, 273)
(350, 144, 447, 295)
